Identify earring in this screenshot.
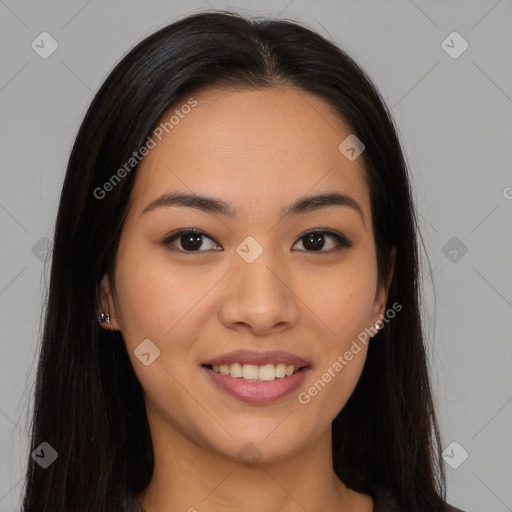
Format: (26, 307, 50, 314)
(372, 321, 383, 337)
(99, 312, 111, 324)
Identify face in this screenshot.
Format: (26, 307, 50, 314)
(100, 85, 394, 463)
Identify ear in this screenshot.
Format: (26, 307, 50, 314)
(371, 246, 396, 329)
(97, 274, 121, 331)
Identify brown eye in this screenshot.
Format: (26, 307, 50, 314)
(161, 228, 352, 254)
(162, 229, 220, 252)
(292, 230, 353, 253)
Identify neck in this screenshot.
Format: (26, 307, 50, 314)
(136, 419, 371, 512)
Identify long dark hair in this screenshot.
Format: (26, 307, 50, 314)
(21, 9, 446, 511)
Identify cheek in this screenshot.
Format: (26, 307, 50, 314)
(299, 265, 377, 344)
(294, 266, 376, 409)
(113, 245, 222, 356)
(113, 246, 189, 346)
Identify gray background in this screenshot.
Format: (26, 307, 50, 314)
(1, 1, 511, 511)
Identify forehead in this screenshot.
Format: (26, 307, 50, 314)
(129, 85, 371, 222)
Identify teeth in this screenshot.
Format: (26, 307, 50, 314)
(209, 363, 301, 381)
(275, 364, 287, 378)
(230, 363, 243, 378)
(242, 364, 259, 380)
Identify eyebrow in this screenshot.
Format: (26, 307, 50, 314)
(141, 190, 365, 225)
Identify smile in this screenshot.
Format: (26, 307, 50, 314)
(205, 362, 302, 381)
(201, 364, 310, 404)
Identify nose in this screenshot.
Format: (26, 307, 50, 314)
(218, 249, 300, 337)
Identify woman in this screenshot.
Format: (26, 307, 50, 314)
(21, 10, 465, 512)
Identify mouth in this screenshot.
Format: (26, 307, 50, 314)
(200, 350, 311, 404)
(201, 362, 307, 381)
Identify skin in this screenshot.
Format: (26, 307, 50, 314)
(99, 85, 395, 512)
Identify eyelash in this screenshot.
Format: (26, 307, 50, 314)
(161, 228, 353, 254)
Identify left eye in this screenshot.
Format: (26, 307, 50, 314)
(161, 229, 352, 253)
(292, 229, 353, 253)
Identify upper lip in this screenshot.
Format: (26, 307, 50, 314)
(202, 350, 311, 368)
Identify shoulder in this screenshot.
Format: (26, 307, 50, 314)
(372, 487, 466, 512)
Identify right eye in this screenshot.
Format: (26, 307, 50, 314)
(161, 229, 221, 253)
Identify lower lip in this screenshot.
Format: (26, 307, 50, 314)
(202, 366, 309, 404)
